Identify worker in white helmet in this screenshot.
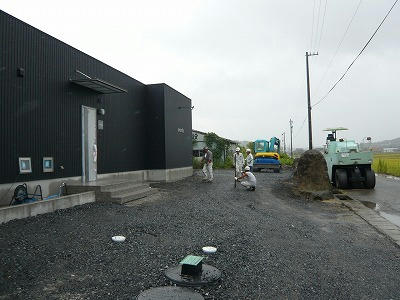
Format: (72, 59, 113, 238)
(245, 148, 254, 172)
(201, 146, 213, 182)
(235, 166, 256, 191)
(233, 147, 244, 177)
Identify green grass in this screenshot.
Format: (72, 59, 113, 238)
(372, 153, 400, 177)
(192, 156, 234, 169)
(280, 153, 294, 166)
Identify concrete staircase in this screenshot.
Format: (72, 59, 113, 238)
(68, 180, 159, 205)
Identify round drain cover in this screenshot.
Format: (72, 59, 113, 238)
(137, 286, 204, 300)
(165, 264, 221, 287)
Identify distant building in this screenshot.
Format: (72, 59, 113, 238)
(383, 148, 399, 153)
(192, 130, 238, 162)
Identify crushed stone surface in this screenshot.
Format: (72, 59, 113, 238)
(1, 170, 400, 299)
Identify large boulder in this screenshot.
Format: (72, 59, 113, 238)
(292, 149, 333, 200)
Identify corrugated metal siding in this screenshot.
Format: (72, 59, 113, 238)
(0, 10, 147, 184)
(164, 84, 192, 169)
(145, 84, 166, 169)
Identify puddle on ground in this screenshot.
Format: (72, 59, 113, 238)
(360, 200, 400, 228)
(379, 211, 400, 228)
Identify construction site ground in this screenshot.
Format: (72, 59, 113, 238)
(1, 169, 400, 299)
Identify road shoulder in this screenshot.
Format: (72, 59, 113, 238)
(341, 198, 400, 248)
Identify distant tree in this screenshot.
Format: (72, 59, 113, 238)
(204, 132, 231, 167)
(246, 142, 255, 154)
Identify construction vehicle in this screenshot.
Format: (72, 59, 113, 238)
(323, 128, 375, 189)
(253, 137, 281, 173)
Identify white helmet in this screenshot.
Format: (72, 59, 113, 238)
(246, 148, 251, 153)
(235, 147, 240, 152)
(244, 166, 250, 171)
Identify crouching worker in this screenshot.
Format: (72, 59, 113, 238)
(235, 166, 256, 191)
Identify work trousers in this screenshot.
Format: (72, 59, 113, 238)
(241, 181, 255, 189)
(235, 165, 243, 177)
(202, 162, 213, 180)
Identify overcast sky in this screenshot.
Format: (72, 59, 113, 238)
(1, 0, 399, 148)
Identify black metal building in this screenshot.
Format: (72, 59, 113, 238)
(0, 10, 192, 188)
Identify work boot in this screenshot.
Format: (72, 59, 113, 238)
(251, 187, 256, 191)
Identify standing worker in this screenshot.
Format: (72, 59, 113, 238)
(245, 148, 254, 172)
(233, 147, 244, 177)
(235, 166, 256, 191)
(201, 146, 213, 182)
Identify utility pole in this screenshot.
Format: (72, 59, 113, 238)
(282, 132, 286, 154)
(289, 119, 293, 158)
(306, 51, 318, 150)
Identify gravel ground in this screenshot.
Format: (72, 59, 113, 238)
(1, 169, 400, 299)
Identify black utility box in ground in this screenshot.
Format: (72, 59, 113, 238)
(180, 255, 203, 276)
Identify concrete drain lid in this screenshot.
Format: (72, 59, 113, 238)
(137, 286, 204, 300)
(202, 246, 217, 254)
(111, 236, 126, 242)
(335, 194, 352, 200)
(165, 264, 221, 287)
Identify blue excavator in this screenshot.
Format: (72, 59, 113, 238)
(253, 137, 281, 173)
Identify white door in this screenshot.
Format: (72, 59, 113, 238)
(82, 106, 97, 182)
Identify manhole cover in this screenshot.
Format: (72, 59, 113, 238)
(137, 286, 204, 300)
(165, 264, 221, 287)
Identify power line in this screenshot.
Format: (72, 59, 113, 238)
(316, 0, 328, 51)
(294, 116, 307, 138)
(313, 0, 399, 108)
(314, 0, 322, 50)
(313, 0, 362, 97)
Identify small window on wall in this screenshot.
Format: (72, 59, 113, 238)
(193, 150, 202, 157)
(19, 157, 32, 174)
(43, 157, 54, 173)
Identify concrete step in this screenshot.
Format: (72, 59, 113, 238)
(103, 183, 150, 197)
(111, 187, 159, 204)
(100, 180, 143, 192)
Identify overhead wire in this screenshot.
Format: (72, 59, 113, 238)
(297, 1, 325, 142)
(312, 0, 399, 108)
(314, 0, 322, 51)
(294, 116, 307, 138)
(313, 0, 363, 98)
(316, 0, 328, 51)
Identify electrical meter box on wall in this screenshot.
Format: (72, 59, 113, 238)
(43, 157, 54, 173)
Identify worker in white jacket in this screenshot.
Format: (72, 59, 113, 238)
(235, 166, 256, 191)
(233, 147, 244, 177)
(245, 148, 254, 172)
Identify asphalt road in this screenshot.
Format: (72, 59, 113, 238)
(1, 170, 400, 299)
(345, 175, 400, 228)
